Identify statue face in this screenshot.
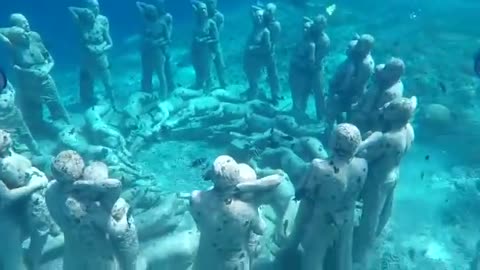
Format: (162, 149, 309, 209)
(10, 13, 30, 32)
(86, 0, 100, 16)
(252, 9, 264, 26)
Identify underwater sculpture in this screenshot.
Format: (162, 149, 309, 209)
(46, 150, 123, 270)
(69, 1, 114, 107)
(0, 130, 56, 270)
(289, 15, 330, 121)
(326, 34, 375, 137)
(191, 1, 223, 90)
(278, 123, 367, 270)
(353, 97, 416, 268)
(351, 57, 405, 134)
(189, 155, 282, 270)
(137, 0, 175, 98)
(82, 162, 145, 270)
(0, 81, 41, 155)
(244, 6, 280, 103)
(203, 0, 227, 89)
(0, 22, 70, 132)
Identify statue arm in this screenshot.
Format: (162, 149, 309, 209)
(72, 178, 122, 210)
(0, 28, 12, 48)
(283, 199, 313, 248)
(206, 20, 219, 44)
(102, 18, 113, 51)
(356, 131, 385, 161)
(0, 180, 41, 209)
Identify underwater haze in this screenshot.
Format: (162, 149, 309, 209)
(0, 0, 479, 269)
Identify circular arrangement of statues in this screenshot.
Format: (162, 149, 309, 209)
(0, 0, 434, 269)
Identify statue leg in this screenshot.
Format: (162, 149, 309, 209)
(98, 65, 115, 107)
(312, 69, 326, 121)
(214, 50, 227, 89)
(335, 215, 355, 270)
(289, 67, 309, 118)
(192, 48, 211, 90)
(244, 55, 262, 99)
(302, 221, 335, 270)
(266, 55, 280, 103)
(154, 51, 168, 99)
(141, 48, 154, 93)
(42, 75, 71, 124)
(15, 109, 41, 154)
(18, 92, 44, 131)
(353, 184, 388, 266)
(80, 68, 96, 107)
(376, 182, 396, 236)
(164, 50, 175, 94)
(26, 230, 48, 270)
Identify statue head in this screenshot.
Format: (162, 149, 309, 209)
(211, 155, 241, 191)
(192, 1, 208, 19)
(264, 3, 277, 21)
(0, 130, 13, 154)
(52, 150, 85, 184)
(237, 163, 257, 183)
(204, 0, 218, 12)
(376, 57, 405, 86)
(137, 2, 159, 21)
(380, 97, 417, 127)
(251, 8, 265, 26)
(9, 13, 30, 32)
(69, 7, 96, 25)
(351, 34, 374, 58)
(0, 85, 16, 111)
(85, 0, 100, 16)
(83, 161, 109, 181)
(329, 123, 362, 159)
(312, 14, 327, 33)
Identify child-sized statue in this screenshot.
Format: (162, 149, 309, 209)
(191, 1, 222, 90)
(0, 81, 41, 154)
(0, 24, 70, 131)
(46, 150, 122, 270)
(243, 8, 274, 102)
(278, 123, 368, 270)
(351, 57, 405, 134)
(0, 130, 52, 270)
(69, 2, 114, 107)
(289, 15, 329, 120)
(326, 34, 375, 135)
(137, 0, 174, 98)
(190, 155, 281, 270)
(353, 97, 416, 268)
(82, 162, 146, 270)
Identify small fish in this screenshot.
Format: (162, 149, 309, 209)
(326, 4, 336, 16)
(474, 49, 480, 77)
(420, 171, 425, 180)
(0, 68, 6, 90)
(438, 82, 447, 94)
(425, 155, 430, 161)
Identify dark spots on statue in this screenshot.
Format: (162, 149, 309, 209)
(212, 242, 218, 248)
(329, 160, 334, 166)
(362, 168, 367, 172)
(385, 143, 391, 148)
(223, 219, 229, 225)
(244, 220, 250, 227)
(357, 177, 362, 184)
(333, 166, 339, 174)
(239, 252, 245, 259)
(216, 227, 222, 232)
(331, 195, 336, 200)
(196, 211, 202, 216)
(224, 198, 232, 205)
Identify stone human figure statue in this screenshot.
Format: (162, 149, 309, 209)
(0, 130, 49, 270)
(191, 1, 221, 90)
(243, 8, 272, 101)
(82, 161, 145, 270)
(69, 1, 115, 107)
(189, 155, 281, 270)
(202, 0, 227, 88)
(0, 21, 70, 132)
(289, 15, 330, 121)
(326, 34, 375, 137)
(261, 3, 281, 104)
(0, 81, 40, 154)
(351, 57, 405, 134)
(46, 150, 122, 270)
(137, 0, 175, 98)
(278, 123, 368, 270)
(353, 97, 416, 268)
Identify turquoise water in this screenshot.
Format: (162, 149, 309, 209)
(1, 0, 479, 269)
